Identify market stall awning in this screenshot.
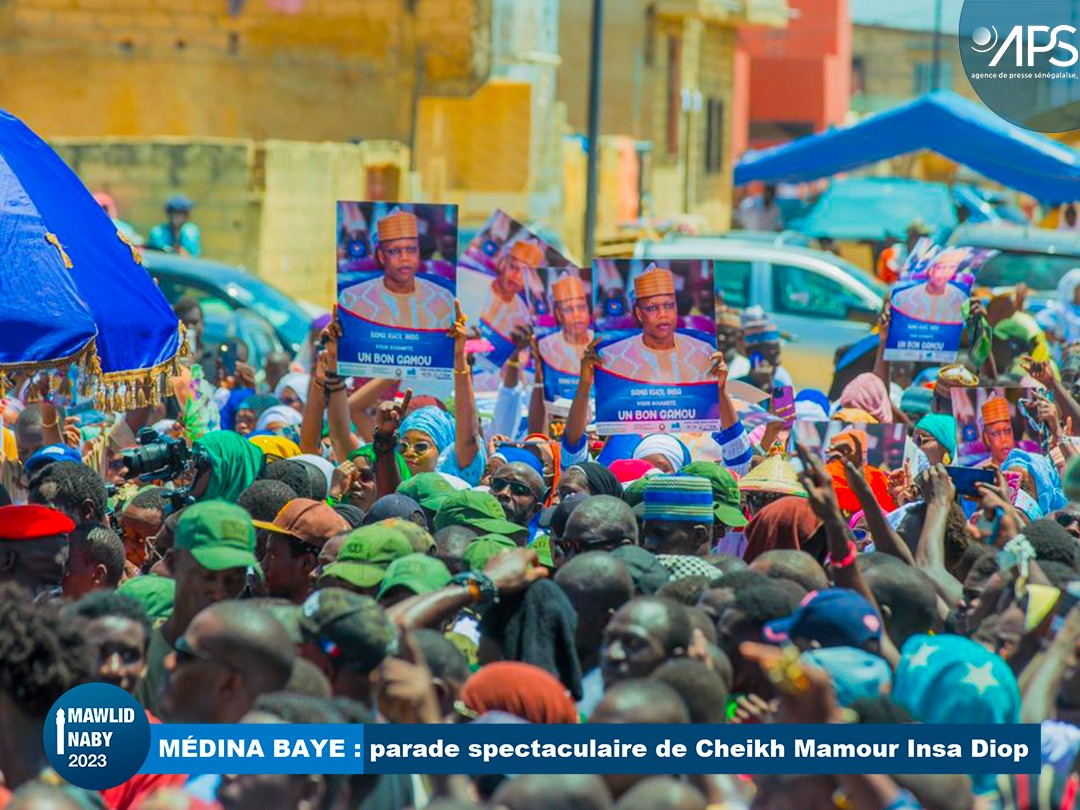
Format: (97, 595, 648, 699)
(735, 90, 1080, 203)
(0, 109, 183, 408)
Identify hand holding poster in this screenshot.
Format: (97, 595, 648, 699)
(884, 246, 998, 362)
(335, 202, 457, 381)
(592, 259, 719, 435)
(529, 268, 594, 404)
(458, 210, 572, 375)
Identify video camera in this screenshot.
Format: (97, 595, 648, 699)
(121, 427, 210, 514)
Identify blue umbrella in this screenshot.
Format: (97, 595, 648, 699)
(0, 109, 182, 409)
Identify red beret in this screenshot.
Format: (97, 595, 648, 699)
(0, 505, 75, 541)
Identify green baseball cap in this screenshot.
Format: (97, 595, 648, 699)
(321, 525, 413, 590)
(462, 534, 517, 571)
(116, 575, 175, 621)
(378, 517, 436, 554)
(683, 461, 749, 528)
(397, 473, 456, 512)
(175, 500, 259, 571)
(433, 490, 526, 538)
(531, 533, 554, 568)
(299, 587, 396, 674)
(376, 554, 452, 599)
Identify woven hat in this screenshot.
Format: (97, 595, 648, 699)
(739, 448, 807, 497)
(508, 240, 544, 266)
(552, 274, 586, 303)
(633, 266, 676, 299)
(376, 210, 418, 242)
(981, 396, 1011, 426)
(642, 475, 713, 524)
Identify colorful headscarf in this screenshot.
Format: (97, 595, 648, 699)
(248, 434, 302, 461)
(915, 413, 957, 459)
(633, 434, 691, 472)
(256, 405, 303, 432)
(274, 372, 311, 405)
(743, 496, 822, 563)
(839, 373, 892, 424)
(1003, 449, 1068, 515)
(399, 406, 455, 453)
(219, 387, 255, 432)
(348, 444, 412, 482)
(459, 662, 579, 724)
(196, 430, 265, 502)
(238, 394, 279, 419)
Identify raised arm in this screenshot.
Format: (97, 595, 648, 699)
(562, 336, 601, 451)
(450, 301, 480, 470)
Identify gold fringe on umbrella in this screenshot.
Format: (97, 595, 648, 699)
(0, 321, 188, 413)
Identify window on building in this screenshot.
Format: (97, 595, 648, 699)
(913, 60, 953, 93)
(771, 264, 861, 320)
(851, 55, 865, 94)
(704, 97, 725, 175)
(666, 36, 681, 156)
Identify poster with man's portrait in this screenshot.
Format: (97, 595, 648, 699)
(529, 267, 594, 405)
(336, 201, 458, 381)
(951, 387, 1046, 468)
(884, 246, 997, 362)
(592, 259, 719, 435)
(458, 210, 572, 380)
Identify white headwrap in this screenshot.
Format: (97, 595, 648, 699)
(274, 372, 311, 405)
(632, 434, 690, 472)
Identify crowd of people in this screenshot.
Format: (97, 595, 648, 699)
(3, 274, 1080, 810)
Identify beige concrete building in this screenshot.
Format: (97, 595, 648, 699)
(558, 0, 788, 236)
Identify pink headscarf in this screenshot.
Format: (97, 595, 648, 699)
(839, 373, 893, 424)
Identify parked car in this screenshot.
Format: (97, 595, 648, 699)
(947, 224, 1080, 311)
(634, 238, 887, 389)
(141, 250, 314, 369)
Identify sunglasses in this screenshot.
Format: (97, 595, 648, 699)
(174, 635, 213, 666)
(491, 478, 534, 498)
(355, 467, 376, 484)
(398, 440, 434, 457)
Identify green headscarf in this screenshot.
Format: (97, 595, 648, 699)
(348, 444, 412, 481)
(196, 430, 265, 502)
(915, 413, 957, 459)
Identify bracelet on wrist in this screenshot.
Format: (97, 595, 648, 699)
(452, 571, 499, 605)
(830, 540, 858, 569)
(372, 430, 398, 455)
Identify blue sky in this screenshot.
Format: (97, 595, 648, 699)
(849, 0, 965, 33)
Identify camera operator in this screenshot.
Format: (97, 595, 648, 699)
(186, 431, 265, 503)
(122, 427, 264, 510)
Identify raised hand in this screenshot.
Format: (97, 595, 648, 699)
(580, 336, 603, 382)
(795, 441, 842, 523)
(709, 352, 729, 390)
(374, 389, 413, 439)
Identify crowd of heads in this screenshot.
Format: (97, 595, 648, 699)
(3, 276, 1080, 810)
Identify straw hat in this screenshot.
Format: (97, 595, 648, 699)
(739, 447, 807, 497)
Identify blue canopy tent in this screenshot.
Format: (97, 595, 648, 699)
(0, 109, 182, 409)
(734, 90, 1080, 204)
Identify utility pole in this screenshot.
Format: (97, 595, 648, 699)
(930, 0, 943, 90)
(583, 0, 604, 260)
